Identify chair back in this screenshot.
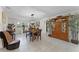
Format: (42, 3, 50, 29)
(3, 31, 14, 43)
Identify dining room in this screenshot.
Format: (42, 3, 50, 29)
(1, 6, 79, 52)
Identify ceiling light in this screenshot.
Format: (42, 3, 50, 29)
(17, 22, 20, 25)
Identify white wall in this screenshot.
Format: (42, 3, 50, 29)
(0, 7, 9, 31)
(0, 7, 3, 31)
(40, 17, 48, 35)
(0, 7, 3, 48)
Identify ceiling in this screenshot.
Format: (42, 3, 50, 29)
(3, 6, 46, 19)
(2, 6, 79, 24)
(4, 6, 79, 16)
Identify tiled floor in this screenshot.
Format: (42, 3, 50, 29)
(0, 33, 79, 52)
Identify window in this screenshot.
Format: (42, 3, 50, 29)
(61, 22, 66, 32)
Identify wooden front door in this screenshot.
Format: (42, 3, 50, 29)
(52, 16, 69, 41)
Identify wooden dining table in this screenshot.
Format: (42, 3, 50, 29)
(26, 28, 42, 41)
(31, 28, 41, 41)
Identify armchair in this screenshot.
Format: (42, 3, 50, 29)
(0, 31, 20, 50)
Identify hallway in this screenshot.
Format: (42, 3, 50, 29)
(0, 33, 78, 52)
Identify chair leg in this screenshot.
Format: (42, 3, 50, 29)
(40, 35, 41, 40)
(26, 34, 27, 38)
(36, 35, 39, 40)
(32, 35, 36, 41)
(30, 36, 32, 41)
